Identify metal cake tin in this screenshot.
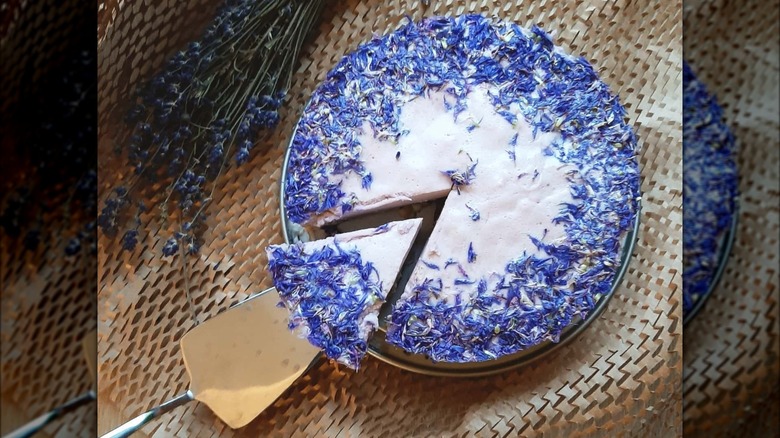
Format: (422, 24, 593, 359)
(278, 121, 642, 377)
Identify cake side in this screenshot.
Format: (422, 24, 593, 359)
(266, 218, 422, 369)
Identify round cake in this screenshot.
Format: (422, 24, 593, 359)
(682, 61, 739, 319)
(283, 15, 640, 363)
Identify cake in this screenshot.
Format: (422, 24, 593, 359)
(282, 16, 640, 363)
(266, 218, 422, 369)
(682, 61, 739, 318)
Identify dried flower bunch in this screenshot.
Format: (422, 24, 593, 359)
(98, 0, 324, 256)
(682, 61, 739, 317)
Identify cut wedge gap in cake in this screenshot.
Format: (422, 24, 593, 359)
(266, 218, 423, 370)
(318, 198, 449, 326)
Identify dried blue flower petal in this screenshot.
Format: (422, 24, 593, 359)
(467, 242, 477, 263)
(361, 173, 373, 190)
(422, 260, 441, 270)
(442, 161, 478, 194)
(466, 203, 480, 221)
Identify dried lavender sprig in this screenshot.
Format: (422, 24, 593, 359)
(99, 0, 325, 255)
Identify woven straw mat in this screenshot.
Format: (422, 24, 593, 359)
(97, 1, 683, 437)
(682, 0, 780, 437)
(1, 1, 96, 437)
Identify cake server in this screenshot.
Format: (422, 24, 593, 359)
(2, 331, 97, 438)
(101, 288, 321, 438)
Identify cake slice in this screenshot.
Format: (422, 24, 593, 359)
(266, 218, 422, 370)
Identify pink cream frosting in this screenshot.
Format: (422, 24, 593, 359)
(309, 84, 578, 305)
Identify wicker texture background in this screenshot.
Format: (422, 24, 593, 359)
(1, 1, 96, 436)
(682, 0, 780, 436)
(97, 1, 683, 436)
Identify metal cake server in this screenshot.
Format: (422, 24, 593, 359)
(101, 289, 321, 438)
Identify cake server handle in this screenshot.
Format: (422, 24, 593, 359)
(100, 390, 194, 438)
(2, 390, 96, 438)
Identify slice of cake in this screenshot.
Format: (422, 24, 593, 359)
(266, 218, 422, 370)
(284, 15, 641, 362)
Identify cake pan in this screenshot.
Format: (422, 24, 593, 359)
(279, 124, 642, 377)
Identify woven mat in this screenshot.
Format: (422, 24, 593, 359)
(1, 1, 96, 436)
(682, 0, 780, 436)
(96, 1, 683, 436)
